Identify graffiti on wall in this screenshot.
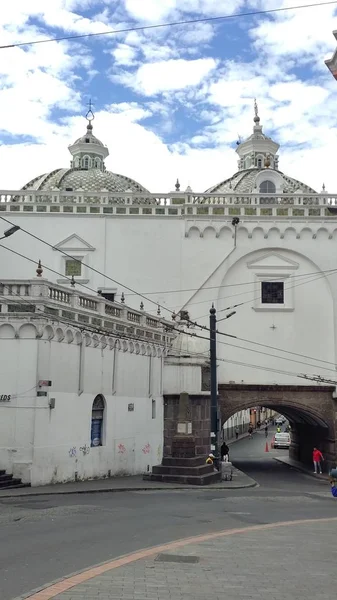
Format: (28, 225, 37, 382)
(79, 444, 90, 456)
(118, 443, 126, 454)
(69, 447, 77, 458)
(142, 443, 151, 454)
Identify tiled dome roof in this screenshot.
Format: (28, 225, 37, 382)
(205, 168, 316, 195)
(21, 167, 148, 194)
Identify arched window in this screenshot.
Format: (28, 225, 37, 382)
(257, 158, 262, 168)
(91, 394, 105, 447)
(95, 158, 100, 169)
(259, 180, 276, 193)
(83, 156, 89, 170)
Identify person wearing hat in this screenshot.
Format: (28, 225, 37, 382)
(206, 453, 215, 465)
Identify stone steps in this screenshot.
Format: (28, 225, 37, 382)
(162, 456, 207, 467)
(147, 471, 221, 486)
(146, 455, 221, 486)
(152, 464, 212, 477)
(0, 470, 30, 490)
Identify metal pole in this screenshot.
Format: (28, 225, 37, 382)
(210, 304, 219, 469)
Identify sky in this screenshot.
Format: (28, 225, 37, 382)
(0, 0, 337, 193)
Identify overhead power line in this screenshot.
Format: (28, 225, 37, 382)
(0, 1, 336, 49)
(1, 214, 336, 369)
(0, 216, 174, 318)
(1, 283, 334, 383)
(129, 266, 337, 297)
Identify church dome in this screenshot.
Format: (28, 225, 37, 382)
(205, 101, 317, 198)
(205, 168, 316, 195)
(22, 167, 148, 194)
(21, 107, 149, 195)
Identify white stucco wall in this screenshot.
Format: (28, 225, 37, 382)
(1, 211, 337, 389)
(0, 321, 164, 486)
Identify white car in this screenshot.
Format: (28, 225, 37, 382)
(275, 417, 285, 425)
(273, 432, 291, 449)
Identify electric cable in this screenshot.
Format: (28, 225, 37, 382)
(0, 2, 335, 49)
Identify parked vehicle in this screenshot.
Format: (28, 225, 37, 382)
(273, 432, 291, 449)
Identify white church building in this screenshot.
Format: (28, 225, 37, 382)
(1, 103, 337, 485)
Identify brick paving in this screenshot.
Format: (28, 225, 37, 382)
(31, 518, 337, 600)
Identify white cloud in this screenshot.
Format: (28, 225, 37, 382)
(115, 57, 217, 95)
(112, 43, 138, 66)
(123, 0, 245, 22)
(0, 0, 337, 201)
(250, 0, 337, 59)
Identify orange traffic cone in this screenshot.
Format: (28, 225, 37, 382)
(265, 441, 269, 452)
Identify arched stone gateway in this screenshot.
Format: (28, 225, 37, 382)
(219, 384, 337, 469)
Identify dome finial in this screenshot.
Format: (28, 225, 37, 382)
(254, 98, 260, 124)
(85, 98, 95, 131)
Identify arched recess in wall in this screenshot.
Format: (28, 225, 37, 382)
(236, 227, 249, 242)
(299, 227, 312, 240)
(266, 227, 281, 241)
(316, 228, 329, 241)
(74, 331, 82, 345)
(18, 323, 38, 339)
(56, 327, 65, 342)
(203, 226, 216, 240)
(91, 394, 106, 447)
(187, 226, 200, 239)
(42, 325, 55, 340)
(218, 226, 232, 241)
(251, 227, 265, 241)
(215, 247, 334, 386)
(283, 227, 297, 241)
(92, 334, 100, 348)
(0, 323, 16, 339)
(65, 329, 74, 344)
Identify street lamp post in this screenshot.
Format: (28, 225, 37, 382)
(210, 306, 237, 470)
(0, 225, 20, 240)
(209, 304, 219, 468)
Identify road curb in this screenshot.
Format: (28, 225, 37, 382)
(11, 517, 337, 600)
(0, 467, 257, 498)
(0, 480, 257, 499)
(273, 457, 328, 482)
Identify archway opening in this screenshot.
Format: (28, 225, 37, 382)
(219, 385, 334, 472)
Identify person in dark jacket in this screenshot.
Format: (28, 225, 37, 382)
(221, 442, 229, 462)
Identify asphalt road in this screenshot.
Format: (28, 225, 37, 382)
(1, 429, 334, 600)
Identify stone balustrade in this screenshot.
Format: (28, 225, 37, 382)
(0, 190, 337, 219)
(0, 279, 171, 345)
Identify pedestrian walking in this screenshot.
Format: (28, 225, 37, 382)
(264, 425, 268, 438)
(235, 426, 239, 440)
(248, 425, 253, 439)
(276, 426, 281, 433)
(313, 447, 324, 474)
(221, 442, 229, 462)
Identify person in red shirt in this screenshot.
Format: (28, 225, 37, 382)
(313, 447, 324, 474)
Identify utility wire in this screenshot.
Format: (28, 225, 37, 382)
(2, 283, 335, 381)
(128, 267, 337, 296)
(1, 1, 335, 49)
(194, 266, 337, 321)
(1, 215, 336, 368)
(0, 216, 173, 317)
(0, 241, 122, 301)
(0, 285, 170, 348)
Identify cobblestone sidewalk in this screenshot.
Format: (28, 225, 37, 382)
(22, 517, 337, 600)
